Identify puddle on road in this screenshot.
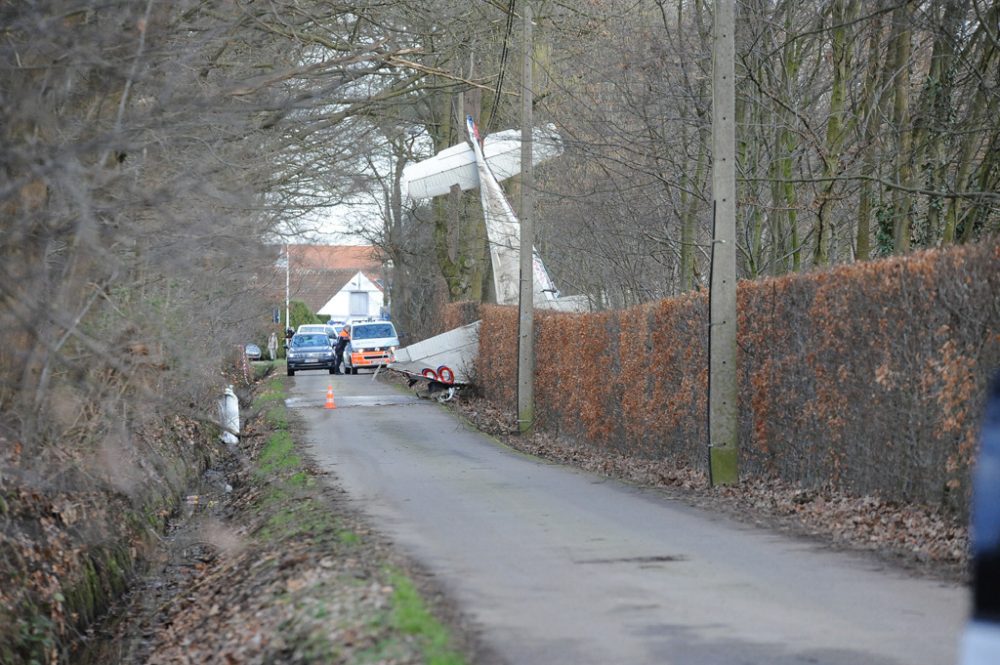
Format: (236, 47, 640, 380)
(574, 554, 687, 565)
(285, 394, 423, 409)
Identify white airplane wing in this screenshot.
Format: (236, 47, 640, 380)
(402, 124, 563, 200)
(401, 142, 478, 200)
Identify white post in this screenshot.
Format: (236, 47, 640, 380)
(219, 385, 239, 444)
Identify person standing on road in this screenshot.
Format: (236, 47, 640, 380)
(267, 332, 278, 361)
(333, 324, 350, 374)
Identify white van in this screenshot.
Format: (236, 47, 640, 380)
(343, 321, 399, 374)
(298, 323, 338, 342)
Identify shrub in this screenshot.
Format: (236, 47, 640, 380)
(474, 242, 1000, 516)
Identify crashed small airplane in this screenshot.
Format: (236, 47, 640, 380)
(390, 116, 588, 398)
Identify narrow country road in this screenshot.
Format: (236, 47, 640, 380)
(288, 372, 967, 665)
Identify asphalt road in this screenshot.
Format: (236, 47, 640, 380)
(289, 371, 968, 665)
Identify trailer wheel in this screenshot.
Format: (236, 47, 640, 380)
(437, 366, 455, 384)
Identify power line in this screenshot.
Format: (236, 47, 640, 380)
(488, 0, 516, 133)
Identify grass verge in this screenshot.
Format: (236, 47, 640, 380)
(106, 372, 470, 663)
(389, 571, 465, 665)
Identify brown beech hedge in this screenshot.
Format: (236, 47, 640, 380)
(468, 242, 999, 517)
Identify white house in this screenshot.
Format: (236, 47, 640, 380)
(316, 270, 385, 321)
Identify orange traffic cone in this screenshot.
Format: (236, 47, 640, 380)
(324, 384, 336, 409)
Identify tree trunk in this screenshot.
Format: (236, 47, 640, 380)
(814, 0, 857, 266)
(681, 127, 708, 289)
(944, 5, 999, 244)
(911, 0, 962, 246)
(890, 1, 915, 254)
(781, 1, 802, 271)
(853, 9, 889, 261)
(427, 58, 491, 303)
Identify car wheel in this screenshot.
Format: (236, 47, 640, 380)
(328, 367, 336, 374)
(287, 367, 295, 376)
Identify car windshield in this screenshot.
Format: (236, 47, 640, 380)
(292, 334, 329, 347)
(351, 324, 396, 340)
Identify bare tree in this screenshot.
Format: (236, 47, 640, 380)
(0, 0, 507, 484)
(496, 0, 1000, 307)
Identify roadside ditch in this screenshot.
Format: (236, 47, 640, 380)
(77, 368, 481, 664)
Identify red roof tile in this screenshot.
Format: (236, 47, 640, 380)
(287, 245, 382, 271)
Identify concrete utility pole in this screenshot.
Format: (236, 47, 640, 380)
(709, 0, 739, 485)
(517, 1, 535, 435)
(285, 243, 290, 331)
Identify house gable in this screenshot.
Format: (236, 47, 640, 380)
(271, 244, 384, 315)
(317, 270, 384, 319)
